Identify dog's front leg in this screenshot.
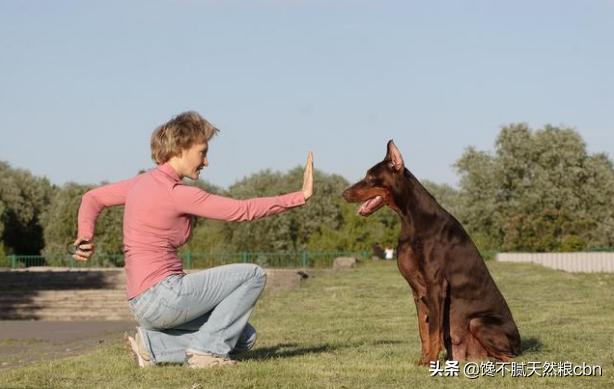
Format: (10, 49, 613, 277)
(424, 279, 448, 363)
(411, 294, 431, 365)
(398, 252, 431, 365)
(403, 271, 431, 365)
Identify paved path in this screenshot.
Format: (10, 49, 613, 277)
(0, 320, 135, 370)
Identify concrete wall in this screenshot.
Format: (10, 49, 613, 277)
(0, 267, 307, 320)
(496, 252, 614, 273)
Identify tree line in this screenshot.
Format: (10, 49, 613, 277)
(1, 124, 613, 266)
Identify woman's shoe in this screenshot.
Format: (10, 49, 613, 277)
(124, 332, 154, 368)
(185, 350, 237, 368)
(231, 332, 257, 354)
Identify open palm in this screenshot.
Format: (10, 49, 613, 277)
(302, 152, 314, 200)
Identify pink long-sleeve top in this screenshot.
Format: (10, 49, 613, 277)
(77, 162, 305, 299)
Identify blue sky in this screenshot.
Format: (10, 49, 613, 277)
(1, 0, 613, 189)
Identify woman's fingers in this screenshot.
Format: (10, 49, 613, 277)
(73, 247, 94, 261)
(78, 242, 94, 252)
(73, 253, 89, 262)
(302, 152, 314, 200)
(71, 238, 95, 261)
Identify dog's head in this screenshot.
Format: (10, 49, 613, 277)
(342, 140, 405, 216)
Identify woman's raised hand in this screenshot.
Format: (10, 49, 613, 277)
(302, 152, 314, 201)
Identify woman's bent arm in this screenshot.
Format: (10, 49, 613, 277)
(77, 176, 142, 239)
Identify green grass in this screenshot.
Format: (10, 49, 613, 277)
(1, 261, 613, 388)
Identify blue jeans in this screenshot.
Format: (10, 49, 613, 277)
(128, 263, 266, 364)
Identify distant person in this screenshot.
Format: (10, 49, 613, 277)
(384, 245, 394, 261)
(71, 111, 314, 368)
(372, 243, 385, 260)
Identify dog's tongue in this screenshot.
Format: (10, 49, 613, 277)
(358, 196, 384, 216)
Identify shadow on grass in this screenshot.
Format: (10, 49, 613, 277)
(520, 336, 543, 353)
(235, 342, 337, 361)
(236, 339, 405, 361)
(370, 339, 404, 346)
(237, 337, 539, 362)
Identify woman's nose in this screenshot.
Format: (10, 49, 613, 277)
(203, 157, 208, 166)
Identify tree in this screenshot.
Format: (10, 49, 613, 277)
(581, 153, 614, 248)
(41, 182, 124, 265)
(454, 146, 501, 251)
(306, 199, 400, 253)
(0, 161, 52, 255)
(455, 124, 614, 252)
(421, 180, 461, 218)
(0, 200, 5, 247)
(222, 167, 348, 252)
(0, 200, 6, 266)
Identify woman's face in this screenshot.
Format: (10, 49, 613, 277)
(179, 141, 209, 179)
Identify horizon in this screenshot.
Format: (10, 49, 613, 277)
(1, 120, 611, 191)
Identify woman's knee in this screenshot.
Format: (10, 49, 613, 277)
(231, 263, 266, 288)
(252, 264, 267, 286)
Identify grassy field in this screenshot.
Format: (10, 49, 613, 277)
(1, 260, 613, 388)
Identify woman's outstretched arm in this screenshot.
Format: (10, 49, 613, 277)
(174, 152, 314, 221)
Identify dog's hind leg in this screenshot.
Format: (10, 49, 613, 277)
(449, 336, 469, 361)
(442, 282, 454, 361)
(465, 332, 489, 361)
(448, 316, 483, 361)
(468, 317, 519, 361)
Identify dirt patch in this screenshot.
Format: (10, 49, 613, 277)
(263, 268, 310, 295)
(0, 320, 136, 371)
(0, 268, 310, 371)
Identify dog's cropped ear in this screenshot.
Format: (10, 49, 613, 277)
(385, 140, 404, 172)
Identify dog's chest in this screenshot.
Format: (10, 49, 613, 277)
(396, 244, 425, 276)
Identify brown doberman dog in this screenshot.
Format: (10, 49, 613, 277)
(342, 140, 521, 365)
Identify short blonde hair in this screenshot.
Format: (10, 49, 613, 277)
(150, 111, 220, 165)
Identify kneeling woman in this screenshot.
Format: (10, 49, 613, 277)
(72, 111, 314, 368)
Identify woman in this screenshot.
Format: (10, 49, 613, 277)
(72, 111, 314, 368)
